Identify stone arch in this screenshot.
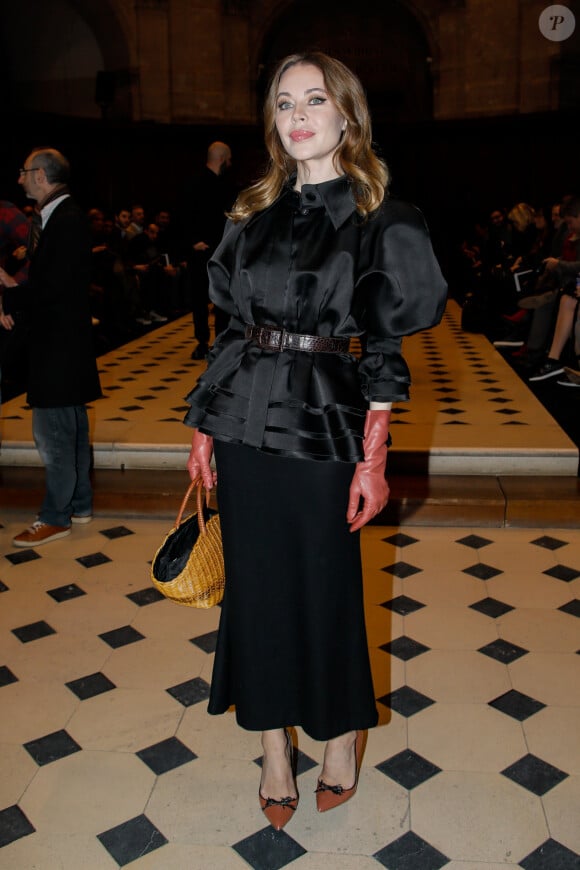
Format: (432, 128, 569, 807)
(254, 0, 437, 124)
(0, 0, 133, 119)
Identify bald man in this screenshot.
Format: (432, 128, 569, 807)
(181, 141, 235, 360)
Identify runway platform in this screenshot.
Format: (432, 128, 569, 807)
(1, 301, 579, 527)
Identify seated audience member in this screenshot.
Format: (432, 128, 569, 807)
(154, 209, 185, 315)
(125, 204, 145, 241)
(128, 222, 169, 325)
(528, 196, 580, 382)
(485, 208, 512, 269)
(88, 208, 134, 344)
(528, 207, 553, 265)
(483, 204, 527, 321)
(111, 207, 131, 250)
(510, 196, 576, 364)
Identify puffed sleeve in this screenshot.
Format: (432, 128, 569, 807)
(207, 217, 246, 316)
(355, 200, 447, 402)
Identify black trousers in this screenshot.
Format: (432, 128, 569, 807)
(209, 440, 378, 741)
(188, 252, 229, 346)
(188, 253, 210, 346)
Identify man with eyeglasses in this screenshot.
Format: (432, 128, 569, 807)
(0, 148, 102, 547)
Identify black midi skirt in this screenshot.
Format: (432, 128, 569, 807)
(208, 440, 378, 741)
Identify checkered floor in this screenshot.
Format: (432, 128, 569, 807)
(1, 516, 579, 868)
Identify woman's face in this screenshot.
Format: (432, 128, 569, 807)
(274, 63, 346, 184)
(534, 211, 546, 229)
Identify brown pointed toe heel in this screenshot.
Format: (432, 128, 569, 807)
(258, 792, 299, 830)
(259, 729, 299, 830)
(315, 730, 364, 813)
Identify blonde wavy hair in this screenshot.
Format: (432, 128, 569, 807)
(508, 202, 535, 233)
(229, 52, 389, 222)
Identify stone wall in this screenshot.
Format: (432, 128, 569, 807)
(1, 0, 575, 122)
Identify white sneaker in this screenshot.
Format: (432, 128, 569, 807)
(71, 514, 93, 524)
(136, 316, 152, 326)
(150, 311, 168, 323)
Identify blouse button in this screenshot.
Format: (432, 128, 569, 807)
(304, 192, 316, 202)
(300, 208, 310, 215)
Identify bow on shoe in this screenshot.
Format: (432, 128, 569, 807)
(315, 780, 345, 795)
(262, 796, 297, 809)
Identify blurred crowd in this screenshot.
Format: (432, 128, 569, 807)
(458, 194, 580, 388)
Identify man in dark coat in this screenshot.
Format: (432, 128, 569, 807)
(0, 148, 102, 546)
(181, 141, 234, 359)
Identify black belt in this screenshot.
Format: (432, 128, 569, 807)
(245, 324, 349, 354)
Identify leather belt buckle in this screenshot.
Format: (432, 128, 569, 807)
(245, 323, 348, 354)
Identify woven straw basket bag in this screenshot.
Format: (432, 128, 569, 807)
(151, 480, 225, 608)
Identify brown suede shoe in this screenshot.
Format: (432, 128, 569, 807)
(12, 521, 71, 548)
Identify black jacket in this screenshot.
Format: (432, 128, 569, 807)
(184, 175, 447, 461)
(3, 197, 101, 407)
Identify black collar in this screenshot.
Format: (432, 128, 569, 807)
(286, 175, 357, 230)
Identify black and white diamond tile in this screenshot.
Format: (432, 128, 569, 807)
(501, 754, 568, 796)
(470, 596, 514, 618)
(0, 518, 578, 867)
(0, 666, 18, 687)
(378, 685, 436, 717)
(382, 595, 426, 616)
(233, 827, 307, 869)
(12, 620, 56, 643)
(99, 625, 145, 648)
(381, 636, 430, 660)
(543, 564, 580, 583)
(374, 831, 449, 870)
(23, 730, 82, 766)
(46, 583, 86, 603)
(4, 549, 41, 566)
(520, 838, 580, 870)
(0, 806, 35, 848)
(489, 689, 546, 721)
(166, 676, 211, 707)
(382, 561, 423, 579)
(136, 736, 196, 775)
(478, 638, 529, 663)
(97, 815, 168, 866)
(66, 672, 116, 700)
(376, 749, 441, 790)
(462, 562, 503, 580)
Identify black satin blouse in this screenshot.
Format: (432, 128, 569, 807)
(184, 175, 447, 462)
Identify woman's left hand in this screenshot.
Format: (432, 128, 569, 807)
(187, 429, 217, 490)
(347, 465, 390, 532)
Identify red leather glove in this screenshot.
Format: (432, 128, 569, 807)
(187, 429, 217, 491)
(347, 410, 391, 533)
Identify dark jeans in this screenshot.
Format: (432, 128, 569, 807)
(32, 405, 93, 526)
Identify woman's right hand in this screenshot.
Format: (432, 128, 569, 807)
(187, 429, 217, 490)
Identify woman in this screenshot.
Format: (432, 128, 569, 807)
(507, 202, 537, 269)
(185, 52, 447, 829)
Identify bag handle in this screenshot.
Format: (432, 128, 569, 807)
(175, 479, 211, 534)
